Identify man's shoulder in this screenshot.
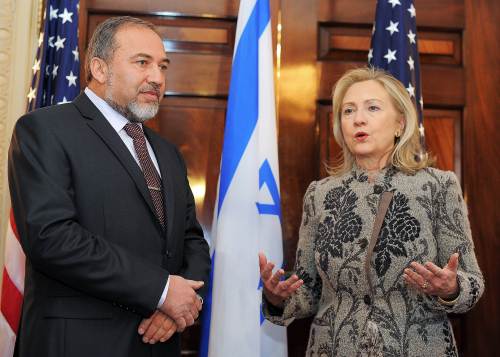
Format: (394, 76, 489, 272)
(19, 102, 81, 129)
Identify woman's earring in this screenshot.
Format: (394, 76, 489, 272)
(395, 131, 401, 138)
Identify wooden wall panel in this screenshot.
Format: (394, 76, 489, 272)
(277, 0, 320, 271)
(462, 0, 500, 355)
(84, 0, 239, 17)
(165, 53, 232, 96)
(319, 0, 464, 28)
(150, 97, 226, 233)
(319, 25, 462, 65)
(423, 109, 461, 174)
(278, 2, 322, 355)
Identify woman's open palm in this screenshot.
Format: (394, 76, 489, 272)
(259, 252, 304, 307)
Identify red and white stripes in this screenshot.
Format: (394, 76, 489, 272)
(0, 210, 25, 357)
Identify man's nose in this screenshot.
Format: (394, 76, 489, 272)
(147, 65, 166, 86)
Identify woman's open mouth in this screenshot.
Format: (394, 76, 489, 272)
(354, 132, 369, 142)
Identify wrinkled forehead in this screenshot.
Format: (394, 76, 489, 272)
(113, 24, 167, 58)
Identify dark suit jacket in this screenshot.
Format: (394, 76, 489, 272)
(8, 93, 211, 357)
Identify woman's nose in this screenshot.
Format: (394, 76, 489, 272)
(353, 111, 367, 126)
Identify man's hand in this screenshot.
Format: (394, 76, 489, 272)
(138, 310, 177, 344)
(160, 275, 204, 332)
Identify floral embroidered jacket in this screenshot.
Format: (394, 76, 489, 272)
(264, 166, 484, 356)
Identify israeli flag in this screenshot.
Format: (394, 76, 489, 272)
(199, 0, 287, 356)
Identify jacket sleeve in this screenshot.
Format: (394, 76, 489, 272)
(8, 113, 169, 317)
(263, 181, 322, 326)
(174, 148, 211, 299)
(427, 171, 485, 313)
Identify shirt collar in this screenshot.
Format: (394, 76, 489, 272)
(84, 87, 142, 134)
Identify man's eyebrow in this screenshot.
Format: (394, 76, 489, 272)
(131, 53, 170, 64)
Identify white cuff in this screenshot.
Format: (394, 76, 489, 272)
(157, 276, 170, 308)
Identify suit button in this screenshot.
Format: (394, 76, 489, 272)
(363, 295, 372, 306)
(165, 250, 171, 258)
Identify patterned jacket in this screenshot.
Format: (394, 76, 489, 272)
(264, 166, 484, 356)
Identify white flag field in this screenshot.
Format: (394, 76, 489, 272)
(200, 0, 287, 356)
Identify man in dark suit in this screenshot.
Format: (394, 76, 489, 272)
(8, 16, 210, 357)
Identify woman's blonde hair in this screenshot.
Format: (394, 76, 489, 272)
(329, 66, 432, 175)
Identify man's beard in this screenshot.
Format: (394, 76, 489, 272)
(104, 76, 161, 123)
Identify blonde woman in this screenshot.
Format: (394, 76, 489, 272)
(259, 67, 484, 356)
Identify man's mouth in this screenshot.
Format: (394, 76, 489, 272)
(140, 90, 160, 100)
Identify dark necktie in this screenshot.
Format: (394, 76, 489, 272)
(124, 123, 165, 229)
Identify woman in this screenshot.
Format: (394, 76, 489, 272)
(260, 67, 484, 356)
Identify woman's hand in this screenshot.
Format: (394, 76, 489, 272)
(403, 253, 460, 299)
(259, 252, 303, 308)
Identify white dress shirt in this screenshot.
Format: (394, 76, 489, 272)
(84, 87, 169, 309)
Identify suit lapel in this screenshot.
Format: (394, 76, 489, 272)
(72, 93, 159, 226)
(144, 129, 175, 240)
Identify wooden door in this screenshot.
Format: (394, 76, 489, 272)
(79, 0, 499, 355)
(278, 1, 498, 356)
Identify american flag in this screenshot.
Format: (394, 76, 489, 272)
(0, 1, 79, 355)
(369, 0, 426, 154)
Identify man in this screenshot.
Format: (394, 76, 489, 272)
(8, 16, 210, 357)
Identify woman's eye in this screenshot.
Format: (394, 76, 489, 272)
(368, 105, 379, 111)
(343, 108, 353, 115)
(137, 60, 147, 66)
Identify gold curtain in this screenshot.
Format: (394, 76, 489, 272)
(0, 0, 43, 282)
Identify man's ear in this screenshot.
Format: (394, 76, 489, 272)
(89, 57, 109, 84)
